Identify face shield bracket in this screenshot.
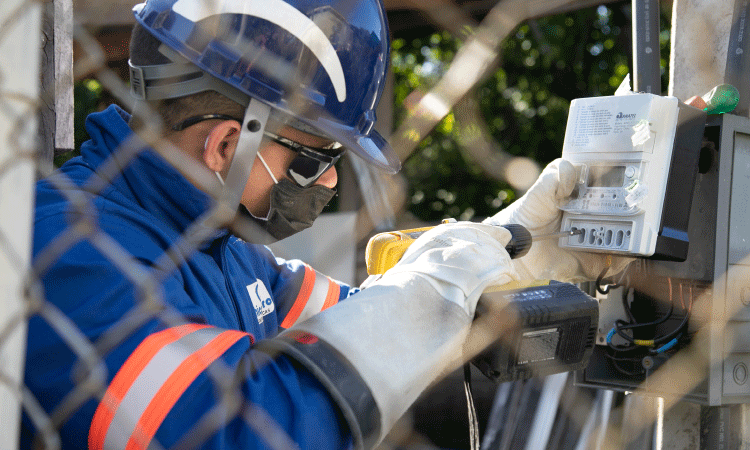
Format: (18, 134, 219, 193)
(220, 99, 271, 214)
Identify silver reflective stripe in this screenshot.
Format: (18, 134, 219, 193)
(294, 270, 331, 325)
(102, 327, 224, 450)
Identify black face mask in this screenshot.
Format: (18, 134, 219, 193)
(250, 178, 336, 242)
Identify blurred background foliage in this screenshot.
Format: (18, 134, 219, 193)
(70, 1, 673, 223)
(392, 0, 672, 223)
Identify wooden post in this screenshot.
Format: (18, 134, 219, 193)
(39, 0, 74, 166)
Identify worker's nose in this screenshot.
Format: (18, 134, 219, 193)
(316, 165, 337, 189)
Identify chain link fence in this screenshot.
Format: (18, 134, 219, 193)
(2, 0, 749, 449)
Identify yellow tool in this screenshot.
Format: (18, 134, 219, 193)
(365, 222, 581, 275)
(366, 223, 598, 386)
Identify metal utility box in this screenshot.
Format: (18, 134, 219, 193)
(576, 114, 750, 406)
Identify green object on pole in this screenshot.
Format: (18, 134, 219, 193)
(702, 84, 740, 115)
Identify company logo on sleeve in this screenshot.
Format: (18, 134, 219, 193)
(247, 281, 275, 324)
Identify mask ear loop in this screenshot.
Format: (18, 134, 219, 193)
(256, 151, 279, 184)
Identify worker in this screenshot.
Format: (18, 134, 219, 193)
(23, 0, 626, 448)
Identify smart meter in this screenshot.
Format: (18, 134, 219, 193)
(558, 93, 706, 261)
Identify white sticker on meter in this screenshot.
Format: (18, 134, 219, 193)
(625, 180, 648, 207)
(631, 119, 653, 146)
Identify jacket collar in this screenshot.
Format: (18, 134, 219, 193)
(80, 104, 227, 239)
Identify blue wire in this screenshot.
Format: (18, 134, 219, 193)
(606, 328, 616, 345)
(654, 336, 680, 353)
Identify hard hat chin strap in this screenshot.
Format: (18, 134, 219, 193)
(220, 99, 271, 213)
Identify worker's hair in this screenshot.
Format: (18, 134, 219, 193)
(129, 23, 245, 131)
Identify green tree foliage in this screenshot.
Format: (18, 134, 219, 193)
(392, 1, 671, 223)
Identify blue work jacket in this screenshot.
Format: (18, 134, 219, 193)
(23, 105, 355, 449)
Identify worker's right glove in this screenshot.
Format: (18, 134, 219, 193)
(484, 158, 634, 283)
(257, 221, 520, 449)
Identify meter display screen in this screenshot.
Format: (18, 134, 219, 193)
(587, 166, 626, 187)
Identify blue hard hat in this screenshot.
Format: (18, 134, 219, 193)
(132, 0, 400, 173)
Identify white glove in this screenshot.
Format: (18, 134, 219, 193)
(271, 222, 520, 448)
(385, 221, 519, 315)
(484, 158, 633, 283)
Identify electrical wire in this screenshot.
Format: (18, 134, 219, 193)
(595, 262, 631, 295)
(596, 266, 613, 295)
(604, 278, 695, 376)
(604, 353, 645, 377)
(605, 287, 638, 352)
(611, 279, 684, 347)
(463, 364, 480, 450)
(651, 283, 693, 347)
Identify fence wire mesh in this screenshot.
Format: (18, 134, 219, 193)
(2, 0, 749, 449)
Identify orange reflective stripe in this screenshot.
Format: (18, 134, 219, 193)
(280, 265, 315, 328)
(279, 267, 342, 328)
(89, 325, 252, 450)
(321, 278, 340, 311)
(89, 323, 210, 450)
(124, 330, 249, 450)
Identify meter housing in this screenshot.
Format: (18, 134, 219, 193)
(558, 93, 706, 261)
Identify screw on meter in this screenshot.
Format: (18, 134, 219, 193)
(557, 93, 706, 261)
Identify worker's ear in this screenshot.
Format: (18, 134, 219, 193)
(203, 120, 241, 174)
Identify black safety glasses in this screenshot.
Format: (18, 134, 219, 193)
(171, 114, 343, 188)
(171, 114, 242, 131)
(263, 131, 344, 188)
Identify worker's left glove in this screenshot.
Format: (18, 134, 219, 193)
(484, 158, 634, 283)
(257, 221, 520, 449)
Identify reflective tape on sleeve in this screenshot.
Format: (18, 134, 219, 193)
(280, 265, 340, 329)
(89, 325, 252, 450)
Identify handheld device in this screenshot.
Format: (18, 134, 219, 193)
(364, 224, 598, 382)
(557, 93, 707, 261)
(472, 281, 598, 383)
